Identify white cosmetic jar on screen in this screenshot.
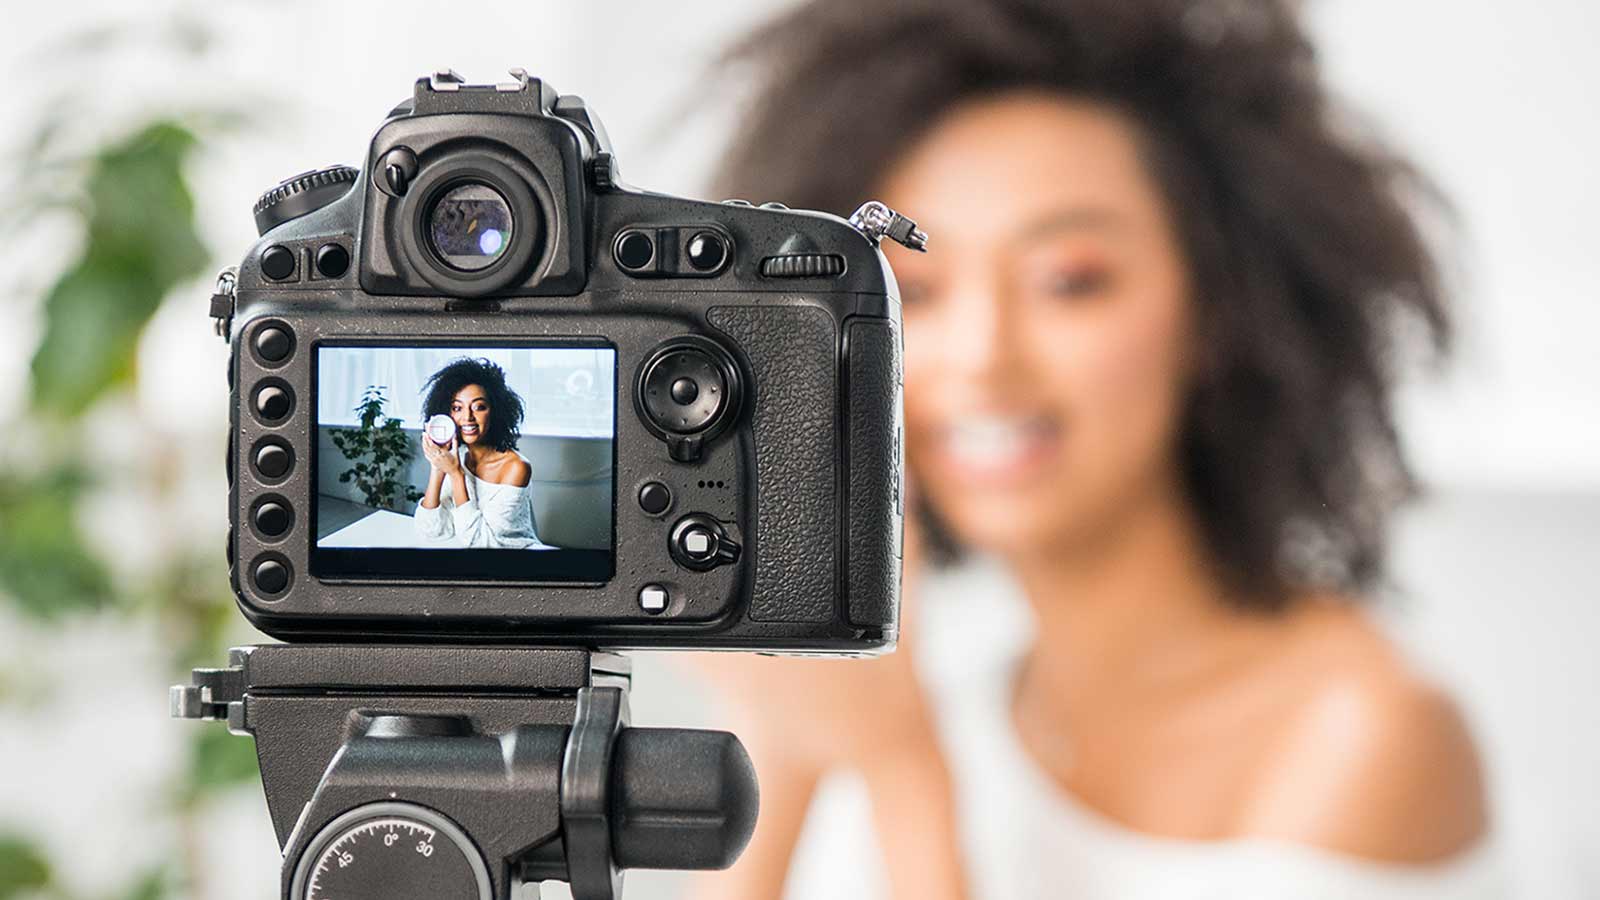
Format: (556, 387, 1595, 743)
(425, 414, 456, 445)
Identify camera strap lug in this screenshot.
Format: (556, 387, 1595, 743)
(209, 266, 237, 342)
(848, 200, 929, 252)
(590, 151, 619, 191)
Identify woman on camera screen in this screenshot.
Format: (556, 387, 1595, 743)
(695, 0, 1499, 897)
(413, 357, 544, 548)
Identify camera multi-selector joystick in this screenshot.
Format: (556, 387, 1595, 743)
(635, 337, 744, 463)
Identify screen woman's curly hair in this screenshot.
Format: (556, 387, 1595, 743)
(712, 0, 1453, 608)
(421, 358, 526, 452)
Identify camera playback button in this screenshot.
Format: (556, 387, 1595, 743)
(253, 325, 293, 364)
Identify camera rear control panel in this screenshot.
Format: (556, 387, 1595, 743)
(227, 311, 753, 633)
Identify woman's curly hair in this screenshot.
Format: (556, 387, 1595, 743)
(712, 0, 1453, 608)
(421, 358, 526, 453)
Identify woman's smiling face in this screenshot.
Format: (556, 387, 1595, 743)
(450, 384, 491, 444)
(880, 91, 1196, 560)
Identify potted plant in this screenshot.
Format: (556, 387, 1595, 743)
(329, 386, 424, 512)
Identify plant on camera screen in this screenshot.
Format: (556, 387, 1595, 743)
(330, 386, 425, 512)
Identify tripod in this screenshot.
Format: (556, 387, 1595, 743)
(172, 644, 758, 900)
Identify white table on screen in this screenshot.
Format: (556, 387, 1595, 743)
(317, 509, 557, 550)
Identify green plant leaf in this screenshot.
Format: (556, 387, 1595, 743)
(118, 866, 173, 900)
(30, 121, 207, 417)
(180, 726, 260, 806)
(134, 550, 239, 672)
(0, 834, 52, 899)
(0, 466, 113, 619)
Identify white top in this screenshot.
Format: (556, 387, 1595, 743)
(783, 559, 1507, 900)
(412, 447, 548, 549)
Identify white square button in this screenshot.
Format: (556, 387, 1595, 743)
(639, 585, 669, 613)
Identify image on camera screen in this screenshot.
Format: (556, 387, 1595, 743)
(310, 344, 615, 582)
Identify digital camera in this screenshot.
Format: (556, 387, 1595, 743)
(216, 70, 914, 652)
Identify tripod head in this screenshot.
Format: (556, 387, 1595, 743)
(173, 645, 758, 899)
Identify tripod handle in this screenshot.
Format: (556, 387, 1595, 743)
(610, 727, 759, 870)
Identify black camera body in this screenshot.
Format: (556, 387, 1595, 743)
(223, 71, 906, 652)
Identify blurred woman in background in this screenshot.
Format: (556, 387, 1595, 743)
(694, 0, 1499, 897)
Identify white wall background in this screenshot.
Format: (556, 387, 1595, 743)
(1, 2, 1596, 899)
(316, 346, 615, 435)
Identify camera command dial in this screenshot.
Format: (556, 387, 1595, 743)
(290, 803, 491, 900)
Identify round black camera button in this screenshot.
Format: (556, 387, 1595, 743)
(252, 557, 290, 595)
(254, 326, 293, 363)
(253, 441, 292, 480)
(253, 500, 292, 538)
(260, 244, 296, 281)
(315, 242, 350, 278)
(670, 376, 699, 405)
(615, 230, 654, 270)
(686, 231, 727, 271)
(254, 384, 292, 422)
(638, 482, 672, 516)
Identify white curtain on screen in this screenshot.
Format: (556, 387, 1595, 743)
(316, 346, 614, 438)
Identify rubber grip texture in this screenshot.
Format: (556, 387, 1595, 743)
(707, 305, 836, 624)
(843, 318, 902, 630)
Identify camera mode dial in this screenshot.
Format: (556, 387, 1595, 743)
(254, 165, 358, 236)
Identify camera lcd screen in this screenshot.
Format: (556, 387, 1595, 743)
(310, 344, 615, 582)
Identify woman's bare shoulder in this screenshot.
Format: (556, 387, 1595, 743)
(481, 453, 532, 487)
(1238, 599, 1489, 863)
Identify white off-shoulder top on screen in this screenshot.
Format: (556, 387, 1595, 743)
(782, 559, 1506, 900)
(412, 448, 548, 549)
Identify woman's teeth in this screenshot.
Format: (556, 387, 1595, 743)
(941, 416, 1057, 472)
(460, 424, 479, 436)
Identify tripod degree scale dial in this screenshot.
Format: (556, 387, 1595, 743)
(291, 802, 491, 900)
